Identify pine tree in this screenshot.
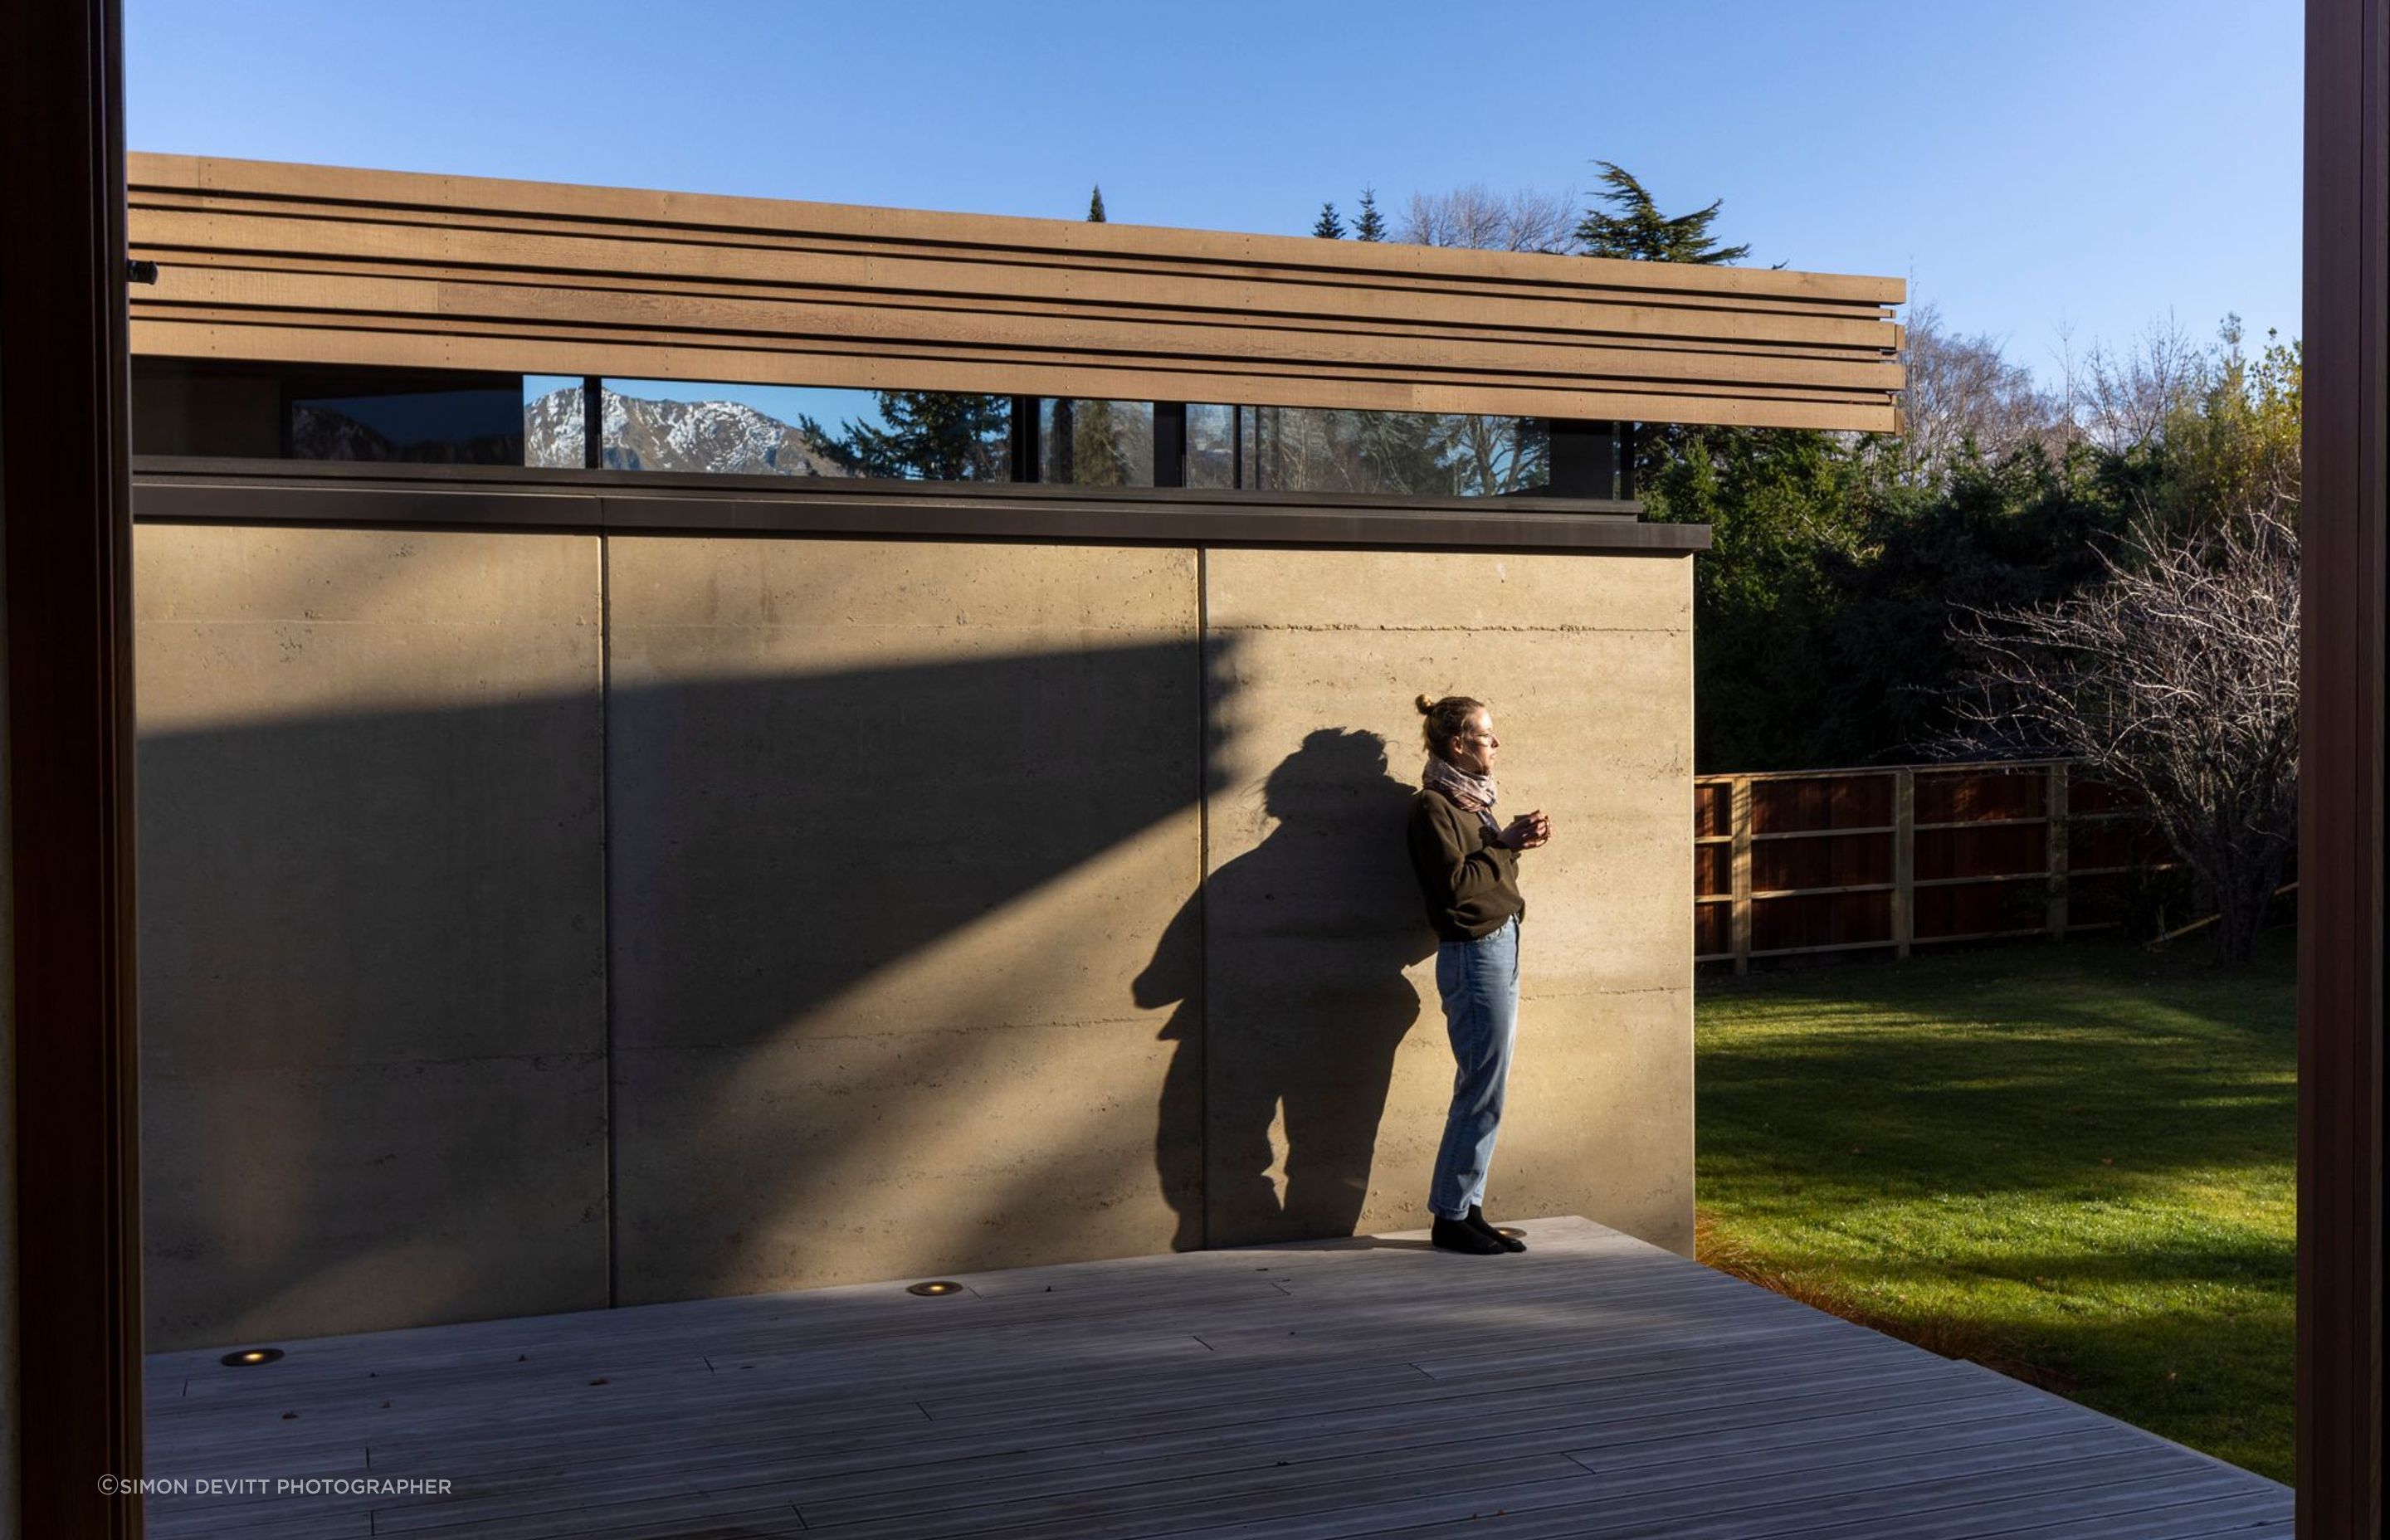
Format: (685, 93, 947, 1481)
(1353, 187, 1387, 242)
(1574, 161, 1750, 264)
(1042, 185, 1112, 480)
(799, 392, 1008, 481)
(1573, 163, 1761, 496)
(1071, 399, 1130, 483)
(1312, 202, 1345, 239)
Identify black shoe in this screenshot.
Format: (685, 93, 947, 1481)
(1468, 1205, 1527, 1252)
(1432, 1214, 1506, 1255)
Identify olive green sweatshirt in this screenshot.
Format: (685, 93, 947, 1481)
(1407, 786, 1525, 943)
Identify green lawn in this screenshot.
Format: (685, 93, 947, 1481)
(1694, 926, 2296, 1484)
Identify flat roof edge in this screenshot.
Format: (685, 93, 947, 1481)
(130, 461, 1714, 553)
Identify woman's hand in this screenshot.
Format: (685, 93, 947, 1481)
(1503, 811, 1552, 850)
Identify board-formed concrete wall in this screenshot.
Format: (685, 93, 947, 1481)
(1202, 549, 1695, 1255)
(602, 537, 1205, 1301)
(134, 525, 609, 1351)
(134, 520, 1693, 1348)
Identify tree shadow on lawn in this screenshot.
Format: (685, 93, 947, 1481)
(1735, 1228, 2295, 1309)
(1694, 931, 2296, 1482)
(1696, 932, 2296, 1197)
(1703, 1227, 2295, 1483)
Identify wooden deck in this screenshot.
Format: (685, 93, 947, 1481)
(139, 1216, 2289, 1540)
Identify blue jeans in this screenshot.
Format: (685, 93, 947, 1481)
(1427, 915, 1519, 1220)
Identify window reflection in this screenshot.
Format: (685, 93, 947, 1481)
(132, 358, 524, 463)
(1040, 399, 1154, 486)
(287, 387, 521, 464)
(592, 380, 1009, 480)
(522, 375, 586, 468)
(134, 360, 1559, 498)
(1188, 404, 1546, 495)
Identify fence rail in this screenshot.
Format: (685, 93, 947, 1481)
(1693, 759, 2180, 972)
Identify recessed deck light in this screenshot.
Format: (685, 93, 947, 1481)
(905, 1280, 964, 1297)
(1495, 1227, 1525, 1239)
(221, 1348, 284, 1367)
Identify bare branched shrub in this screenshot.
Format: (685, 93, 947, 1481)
(2073, 313, 2207, 454)
(1893, 301, 2064, 485)
(1940, 504, 2299, 965)
(1399, 183, 1578, 253)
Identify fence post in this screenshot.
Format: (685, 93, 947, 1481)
(1729, 774, 1753, 975)
(1892, 767, 1914, 959)
(2046, 761, 2070, 940)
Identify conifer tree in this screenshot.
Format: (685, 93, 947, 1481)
(1574, 161, 1749, 264)
(1043, 185, 1114, 478)
(799, 392, 1008, 480)
(803, 177, 1124, 480)
(1353, 187, 1387, 241)
(1312, 202, 1345, 239)
(1071, 399, 1131, 483)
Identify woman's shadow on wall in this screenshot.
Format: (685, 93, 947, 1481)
(1136, 728, 1438, 1250)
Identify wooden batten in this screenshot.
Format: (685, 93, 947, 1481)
(128, 153, 1905, 431)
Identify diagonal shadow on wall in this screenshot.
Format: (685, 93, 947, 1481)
(139, 630, 1446, 1348)
(121, 630, 1280, 1349)
(600, 640, 1218, 1308)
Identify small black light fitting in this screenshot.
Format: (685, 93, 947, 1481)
(905, 1280, 965, 1297)
(221, 1347, 285, 1367)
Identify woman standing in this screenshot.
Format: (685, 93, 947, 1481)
(1407, 694, 1550, 1255)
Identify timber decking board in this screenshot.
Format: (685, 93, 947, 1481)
(165, 1318, 1875, 1474)
(165, 1345, 1974, 1513)
(139, 1216, 2285, 1539)
(332, 1355, 2011, 1530)
(143, 1231, 1732, 1409)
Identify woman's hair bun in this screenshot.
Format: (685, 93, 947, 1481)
(1415, 692, 1485, 758)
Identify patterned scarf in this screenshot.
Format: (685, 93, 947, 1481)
(1422, 754, 1503, 839)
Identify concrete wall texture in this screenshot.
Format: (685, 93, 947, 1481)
(134, 520, 1695, 1350)
(135, 525, 609, 1350)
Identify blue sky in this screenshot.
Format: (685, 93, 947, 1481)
(129, 0, 2301, 399)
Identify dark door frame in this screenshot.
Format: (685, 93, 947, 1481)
(2299, 2, 2385, 1532)
(1, 0, 144, 1536)
(4, 0, 2382, 1533)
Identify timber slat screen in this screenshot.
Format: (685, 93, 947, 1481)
(122, 154, 1905, 432)
(1695, 761, 2187, 972)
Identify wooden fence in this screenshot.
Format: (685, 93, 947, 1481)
(1694, 759, 2178, 972)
